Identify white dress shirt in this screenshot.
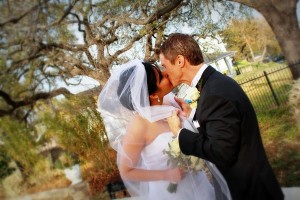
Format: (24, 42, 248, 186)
(177, 64, 208, 136)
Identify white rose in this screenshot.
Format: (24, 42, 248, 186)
(187, 87, 200, 101)
(170, 139, 181, 157)
(184, 87, 200, 108)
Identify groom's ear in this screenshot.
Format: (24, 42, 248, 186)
(176, 55, 185, 68)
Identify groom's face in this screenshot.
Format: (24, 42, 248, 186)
(159, 53, 182, 87)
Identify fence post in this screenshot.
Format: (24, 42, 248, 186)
(263, 71, 280, 107)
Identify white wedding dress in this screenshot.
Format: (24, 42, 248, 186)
(98, 60, 230, 200)
(140, 131, 215, 200)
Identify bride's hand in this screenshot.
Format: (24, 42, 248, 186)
(164, 168, 185, 183)
(167, 110, 182, 136)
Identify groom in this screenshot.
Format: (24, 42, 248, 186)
(159, 33, 283, 200)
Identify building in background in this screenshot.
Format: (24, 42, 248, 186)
(204, 51, 236, 76)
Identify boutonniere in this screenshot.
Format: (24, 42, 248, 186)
(184, 87, 200, 108)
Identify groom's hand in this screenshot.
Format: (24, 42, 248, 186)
(174, 97, 192, 117)
(167, 110, 182, 136)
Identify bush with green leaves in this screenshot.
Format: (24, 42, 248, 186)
(39, 94, 118, 193)
(0, 117, 41, 180)
(0, 146, 15, 181)
(54, 152, 80, 169)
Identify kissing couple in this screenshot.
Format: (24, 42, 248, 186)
(98, 33, 283, 200)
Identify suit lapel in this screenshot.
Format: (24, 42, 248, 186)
(196, 65, 216, 92)
(193, 66, 216, 121)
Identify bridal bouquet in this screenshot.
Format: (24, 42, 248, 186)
(163, 138, 205, 193)
(184, 87, 200, 108)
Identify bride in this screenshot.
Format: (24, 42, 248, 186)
(98, 59, 231, 200)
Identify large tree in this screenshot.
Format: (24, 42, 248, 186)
(230, 0, 300, 78)
(0, 0, 243, 120)
(0, 0, 185, 120)
(2, 0, 299, 121)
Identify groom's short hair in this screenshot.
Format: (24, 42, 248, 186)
(159, 33, 204, 65)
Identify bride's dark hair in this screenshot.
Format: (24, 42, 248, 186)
(117, 62, 159, 110)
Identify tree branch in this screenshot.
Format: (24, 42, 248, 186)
(50, 0, 80, 26)
(70, 12, 88, 44)
(0, 88, 72, 117)
(146, 0, 183, 24)
(103, 0, 183, 25)
(0, 0, 49, 28)
(39, 42, 87, 52)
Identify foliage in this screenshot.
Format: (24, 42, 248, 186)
(232, 62, 300, 186)
(38, 93, 118, 193)
(220, 18, 281, 61)
(2, 158, 69, 197)
(257, 105, 300, 186)
(1, 0, 300, 121)
(54, 152, 79, 169)
(229, 0, 300, 79)
(0, 146, 15, 181)
(26, 157, 69, 192)
(0, 0, 250, 120)
(0, 117, 41, 180)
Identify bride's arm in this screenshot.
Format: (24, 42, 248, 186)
(119, 117, 183, 182)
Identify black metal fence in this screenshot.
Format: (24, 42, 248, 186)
(237, 65, 293, 112)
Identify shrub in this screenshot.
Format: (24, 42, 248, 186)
(0, 117, 41, 180)
(0, 147, 15, 181)
(40, 95, 119, 194)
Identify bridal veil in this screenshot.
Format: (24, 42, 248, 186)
(97, 59, 231, 200)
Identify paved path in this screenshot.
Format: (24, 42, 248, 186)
(118, 187, 300, 200)
(282, 187, 300, 200)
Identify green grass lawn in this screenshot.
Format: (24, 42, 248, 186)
(234, 62, 293, 112)
(257, 105, 300, 186)
(234, 61, 300, 186)
(234, 61, 287, 82)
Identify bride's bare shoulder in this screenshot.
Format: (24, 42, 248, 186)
(127, 114, 149, 136)
(131, 114, 149, 128)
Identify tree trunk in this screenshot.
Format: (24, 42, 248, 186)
(244, 35, 255, 62)
(259, 5, 300, 79)
(231, 0, 300, 79)
(261, 40, 267, 62)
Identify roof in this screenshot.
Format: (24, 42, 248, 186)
(204, 51, 236, 64)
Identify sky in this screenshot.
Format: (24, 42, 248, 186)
(60, 2, 300, 94)
(58, 75, 100, 94)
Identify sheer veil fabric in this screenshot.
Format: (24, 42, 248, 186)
(97, 59, 232, 199)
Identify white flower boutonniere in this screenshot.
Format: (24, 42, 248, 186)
(184, 87, 200, 108)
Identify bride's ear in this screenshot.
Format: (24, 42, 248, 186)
(149, 94, 160, 103)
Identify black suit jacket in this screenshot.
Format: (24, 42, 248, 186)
(179, 66, 283, 200)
